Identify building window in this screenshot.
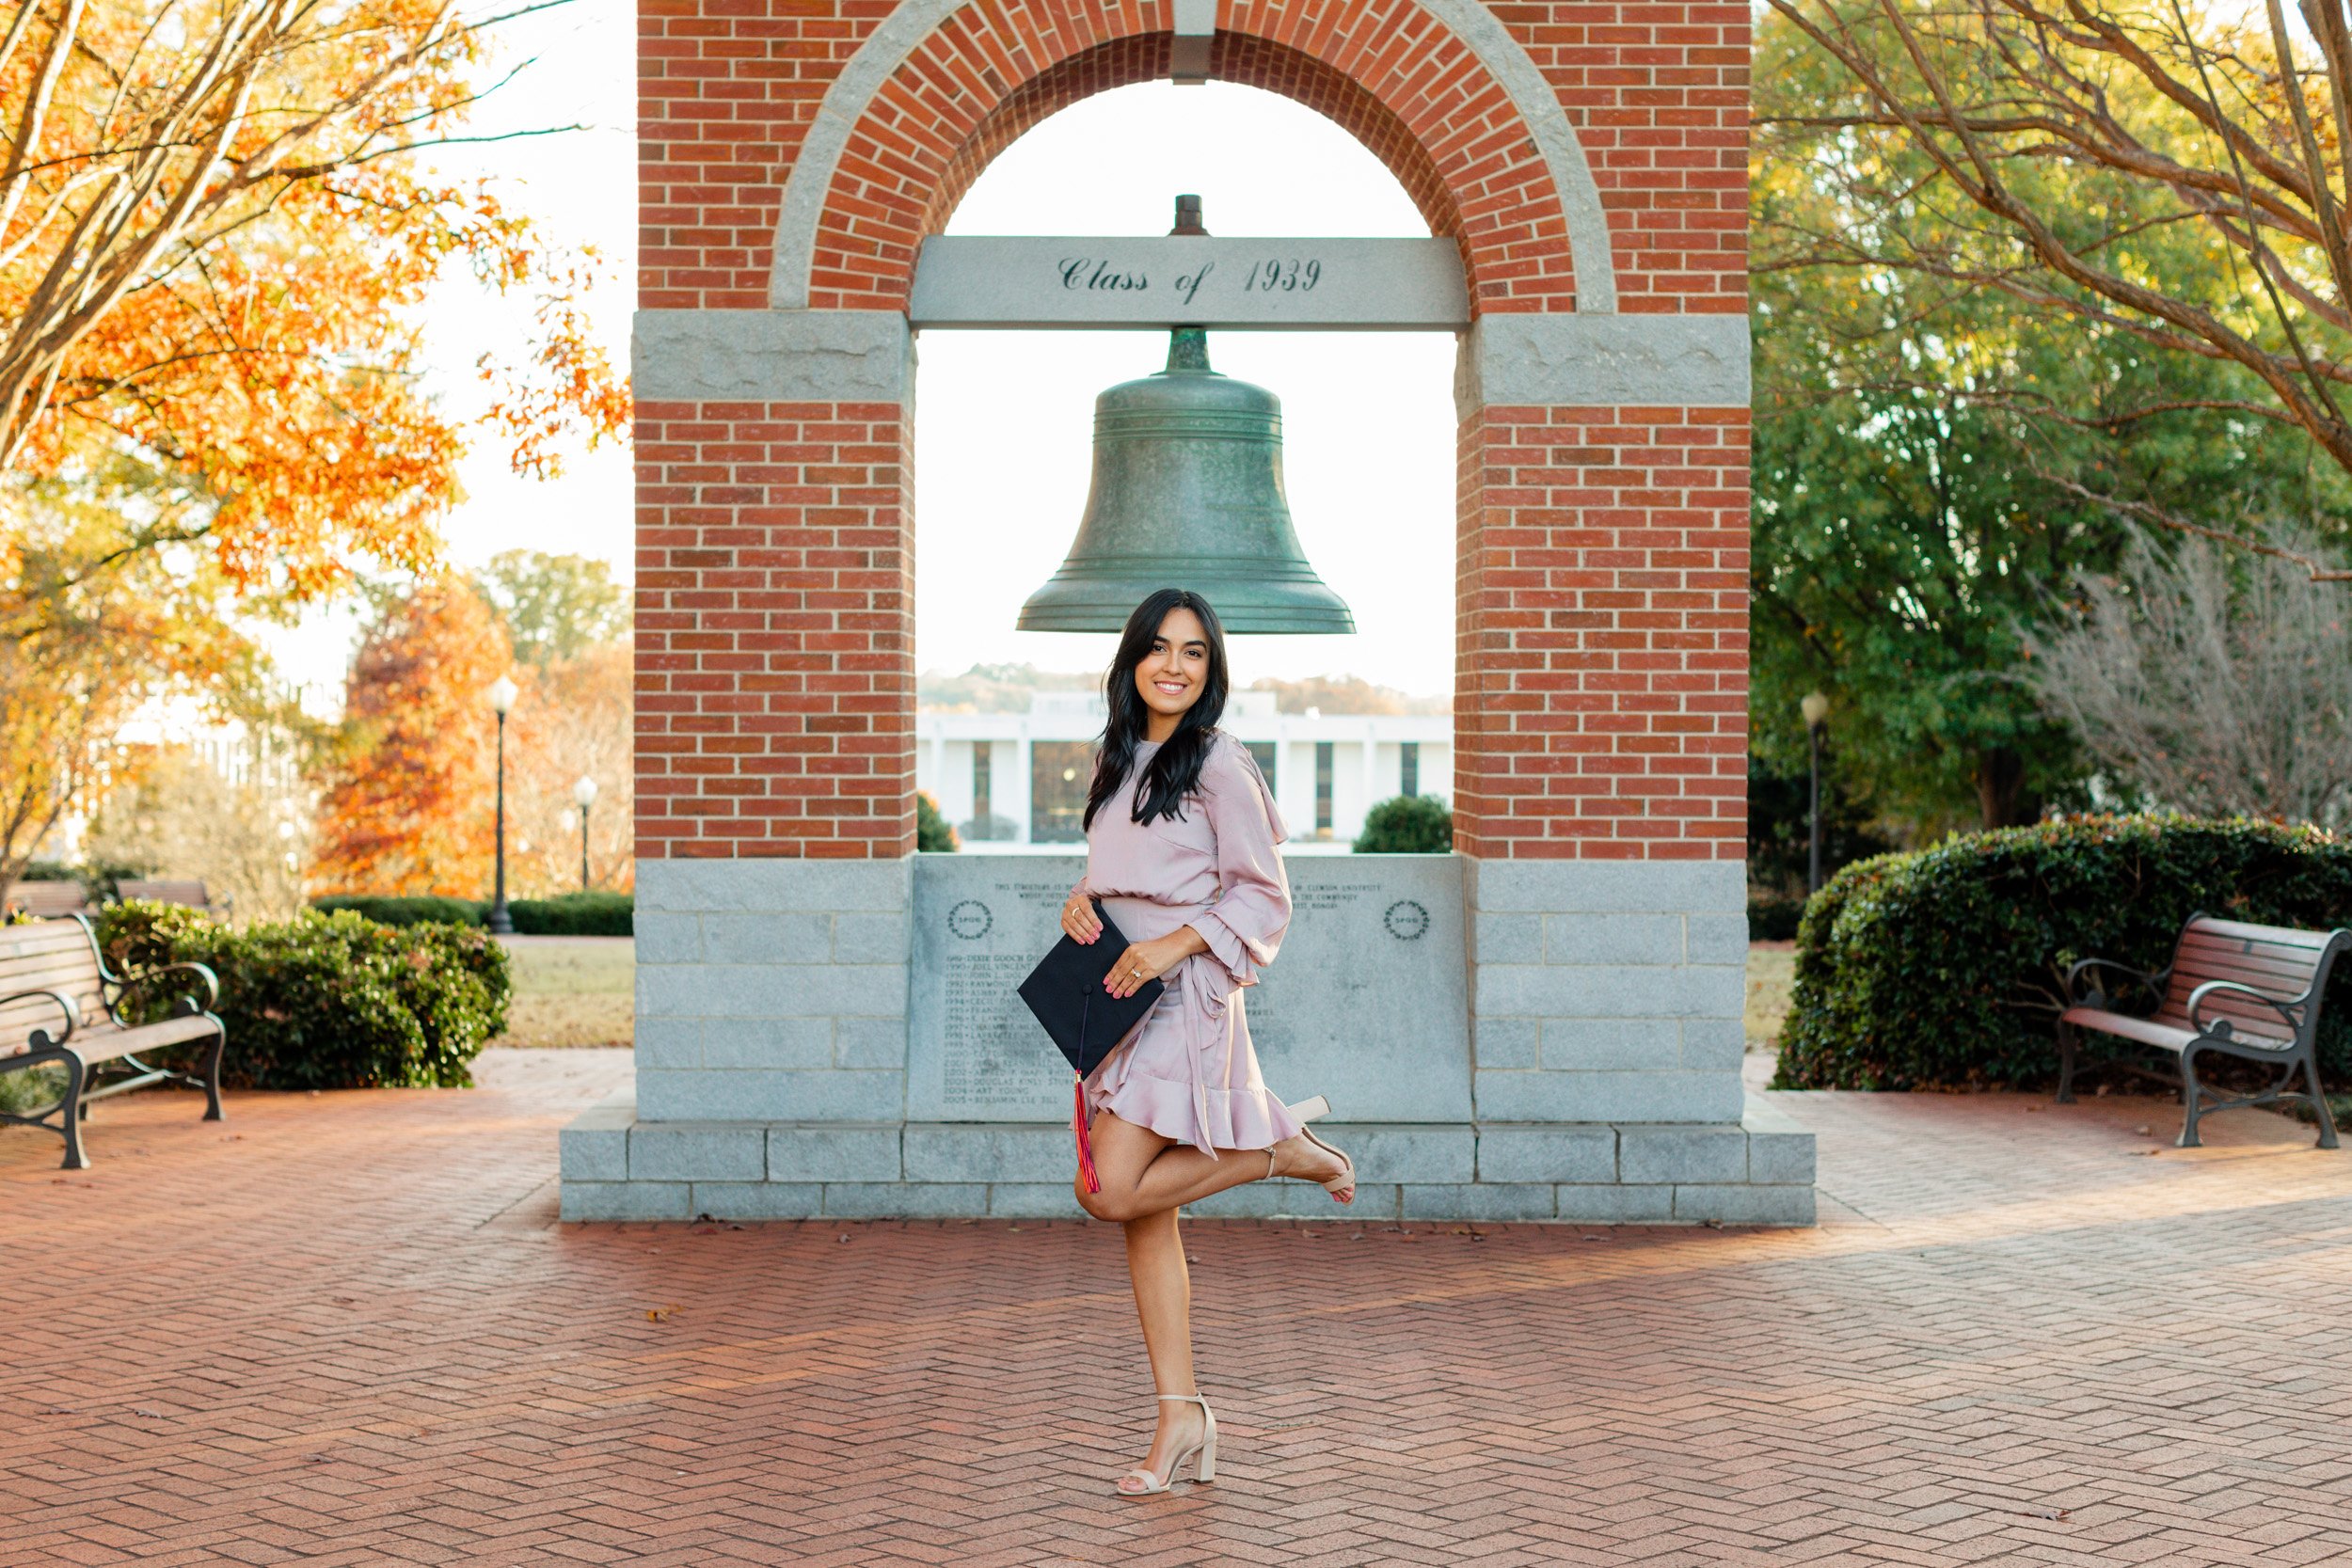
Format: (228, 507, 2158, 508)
(1031, 741, 1093, 844)
(1314, 741, 1334, 837)
(1400, 741, 1419, 798)
(970, 741, 993, 840)
(1246, 740, 1278, 792)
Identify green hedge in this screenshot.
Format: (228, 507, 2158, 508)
(509, 892, 633, 936)
(1352, 794, 1454, 853)
(310, 892, 635, 935)
(1747, 886, 1807, 942)
(313, 895, 486, 927)
(1773, 816, 2352, 1093)
(96, 902, 512, 1090)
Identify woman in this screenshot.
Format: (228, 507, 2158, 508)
(1059, 587, 1357, 1497)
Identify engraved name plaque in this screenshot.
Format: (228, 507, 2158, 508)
(908, 854, 1471, 1123)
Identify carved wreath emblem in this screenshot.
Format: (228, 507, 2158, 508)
(1383, 898, 1430, 942)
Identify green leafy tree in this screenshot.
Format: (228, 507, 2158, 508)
(1753, 7, 2352, 835)
(474, 552, 629, 671)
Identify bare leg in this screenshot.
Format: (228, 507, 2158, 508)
(1116, 1205, 1208, 1492)
(1077, 1110, 1347, 1221)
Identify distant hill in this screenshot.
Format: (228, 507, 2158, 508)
(916, 663, 1101, 713)
(916, 662, 1447, 716)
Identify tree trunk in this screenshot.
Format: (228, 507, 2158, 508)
(1976, 747, 2037, 829)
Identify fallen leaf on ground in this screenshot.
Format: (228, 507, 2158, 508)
(645, 1306, 678, 1323)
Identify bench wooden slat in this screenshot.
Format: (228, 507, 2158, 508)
(117, 879, 210, 909)
(4, 882, 88, 917)
(2058, 1006, 2198, 1053)
(2182, 917, 2337, 949)
(72, 1014, 222, 1064)
(2164, 940, 2314, 973)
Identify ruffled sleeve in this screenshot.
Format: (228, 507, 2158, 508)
(1185, 735, 1292, 990)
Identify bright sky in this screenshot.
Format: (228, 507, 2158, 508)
(270, 0, 1460, 704)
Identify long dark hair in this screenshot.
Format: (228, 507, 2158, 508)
(1081, 588, 1232, 832)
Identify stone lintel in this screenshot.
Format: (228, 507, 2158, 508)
(908, 236, 1469, 329)
(631, 309, 913, 404)
(1455, 313, 1750, 415)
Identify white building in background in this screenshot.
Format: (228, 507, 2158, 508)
(915, 689, 1453, 851)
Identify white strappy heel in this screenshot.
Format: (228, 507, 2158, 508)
(1268, 1096, 1356, 1201)
(1115, 1391, 1217, 1494)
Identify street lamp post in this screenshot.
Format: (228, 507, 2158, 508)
(1801, 691, 1830, 894)
(487, 676, 518, 934)
(574, 774, 598, 892)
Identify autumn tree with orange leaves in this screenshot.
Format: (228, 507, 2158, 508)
(0, 0, 628, 884)
(310, 577, 512, 896)
(314, 556, 633, 899)
(0, 0, 629, 594)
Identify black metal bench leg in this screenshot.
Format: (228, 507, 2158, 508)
(199, 1022, 225, 1122)
(2056, 1022, 2077, 1104)
(57, 1053, 90, 1170)
(2303, 1051, 2339, 1150)
(2177, 1048, 2205, 1149)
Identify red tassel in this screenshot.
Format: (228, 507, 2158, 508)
(1073, 1073, 1102, 1194)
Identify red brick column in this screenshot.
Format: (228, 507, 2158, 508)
(1454, 402, 1750, 862)
(635, 399, 915, 860)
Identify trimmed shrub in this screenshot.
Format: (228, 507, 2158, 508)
(916, 789, 957, 851)
(1772, 816, 2352, 1093)
(312, 895, 486, 927)
(96, 902, 512, 1090)
(1747, 886, 1807, 942)
(508, 891, 633, 936)
(1353, 794, 1454, 853)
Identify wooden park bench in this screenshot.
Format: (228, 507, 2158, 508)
(5, 880, 88, 919)
(117, 879, 216, 913)
(2058, 913, 2346, 1149)
(0, 917, 225, 1168)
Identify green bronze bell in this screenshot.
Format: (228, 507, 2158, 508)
(1016, 325, 1357, 635)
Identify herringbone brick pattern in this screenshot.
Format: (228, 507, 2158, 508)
(6, 1051, 2350, 1565)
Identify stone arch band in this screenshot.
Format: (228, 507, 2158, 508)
(763, 0, 1620, 316)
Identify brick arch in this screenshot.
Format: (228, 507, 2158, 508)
(768, 0, 1618, 316)
(920, 35, 1461, 262)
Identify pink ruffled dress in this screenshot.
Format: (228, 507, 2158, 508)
(1069, 729, 1306, 1160)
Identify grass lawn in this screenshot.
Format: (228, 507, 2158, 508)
(1746, 940, 1796, 1053)
(493, 937, 633, 1049)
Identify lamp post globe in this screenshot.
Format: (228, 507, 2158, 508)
(486, 676, 519, 935)
(1801, 691, 1830, 895)
(573, 774, 598, 892)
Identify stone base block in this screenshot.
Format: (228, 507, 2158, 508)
(559, 1100, 1817, 1226)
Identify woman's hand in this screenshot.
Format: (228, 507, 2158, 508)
(1104, 928, 1207, 999)
(1061, 892, 1104, 944)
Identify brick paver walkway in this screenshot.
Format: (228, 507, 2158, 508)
(6, 1052, 2351, 1566)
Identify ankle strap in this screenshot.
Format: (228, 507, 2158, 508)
(1156, 1392, 1206, 1402)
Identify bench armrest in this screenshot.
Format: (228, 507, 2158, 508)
(2186, 979, 2304, 1045)
(113, 960, 220, 1016)
(2065, 957, 2167, 1011)
(0, 989, 80, 1050)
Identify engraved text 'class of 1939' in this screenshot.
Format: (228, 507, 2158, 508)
(1058, 256, 1327, 307)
